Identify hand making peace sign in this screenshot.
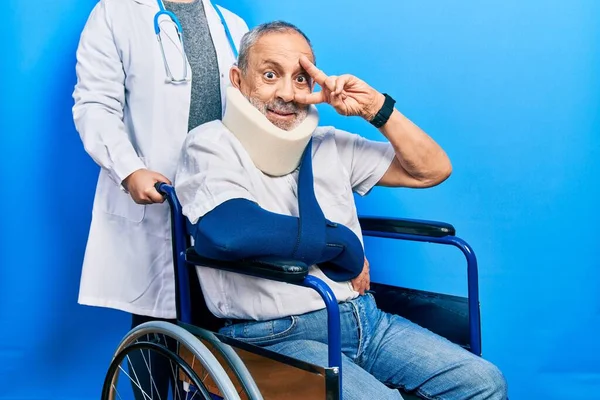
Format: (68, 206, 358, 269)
(294, 55, 386, 122)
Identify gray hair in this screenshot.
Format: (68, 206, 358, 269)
(237, 21, 315, 73)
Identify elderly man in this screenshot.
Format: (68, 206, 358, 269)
(175, 21, 507, 400)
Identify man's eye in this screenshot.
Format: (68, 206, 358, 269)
(264, 71, 276, 79)
(296, 75, 308, 84)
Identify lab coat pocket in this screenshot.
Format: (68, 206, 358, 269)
(95, 168, 146, 223)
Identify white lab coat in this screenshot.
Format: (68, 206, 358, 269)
(72, 0, 248, 318)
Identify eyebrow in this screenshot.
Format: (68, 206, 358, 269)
(259, 60, 283, 70)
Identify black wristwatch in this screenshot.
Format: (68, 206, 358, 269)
(369, 93, 396, 128)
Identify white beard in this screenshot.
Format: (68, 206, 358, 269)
(246, 96, 309, 131)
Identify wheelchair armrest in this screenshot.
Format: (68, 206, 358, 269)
(186, 248, 309, 284)
(359, 216, 455, 237)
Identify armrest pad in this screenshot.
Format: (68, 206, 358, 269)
(186, 248, 309, 283)
(359, 216, 455, 237)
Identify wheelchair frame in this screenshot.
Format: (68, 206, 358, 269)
(149, 182, 482, 399)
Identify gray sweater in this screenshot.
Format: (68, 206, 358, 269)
(165, 0, 222, 132)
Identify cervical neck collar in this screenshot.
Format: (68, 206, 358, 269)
(222, 86, 319, 176)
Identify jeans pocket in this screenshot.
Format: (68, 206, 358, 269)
(220, 316, 298, 346)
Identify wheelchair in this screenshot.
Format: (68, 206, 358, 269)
(101, 183, 482, 400)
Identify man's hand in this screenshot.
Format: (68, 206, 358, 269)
(122, 169, 171, 204)
(294, 55, 385, 121)
(351, 257, 371, 295)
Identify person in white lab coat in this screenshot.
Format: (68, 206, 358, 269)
(72, 0, 248, 397)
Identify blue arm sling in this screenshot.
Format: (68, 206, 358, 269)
(189, 139, 365, 281)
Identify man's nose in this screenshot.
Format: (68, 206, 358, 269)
(276, 78, 295, 103)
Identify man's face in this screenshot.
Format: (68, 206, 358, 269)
(232, 31, 314, 131)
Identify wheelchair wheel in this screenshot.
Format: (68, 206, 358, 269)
(102, 321, 245, 400)
(190, 329, 264, 400)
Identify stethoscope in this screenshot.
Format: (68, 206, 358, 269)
(153, 0, 239, 84)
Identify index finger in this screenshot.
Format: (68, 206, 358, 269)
(299, 55, 328, 86)
(146, 186, 166, 203)
(294, 91, 326, 105)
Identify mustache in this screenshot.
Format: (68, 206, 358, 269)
(265, 99, 301, 114)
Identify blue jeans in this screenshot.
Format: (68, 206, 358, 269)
(219, 293, 507, 400)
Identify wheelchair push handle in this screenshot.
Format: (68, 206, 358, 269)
(154, 181, 169, 198)
(154, 182, 182, 216)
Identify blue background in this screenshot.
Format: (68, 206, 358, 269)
(1, 0, 599, 398)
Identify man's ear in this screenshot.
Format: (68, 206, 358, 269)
(230, 66, 242, 89)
